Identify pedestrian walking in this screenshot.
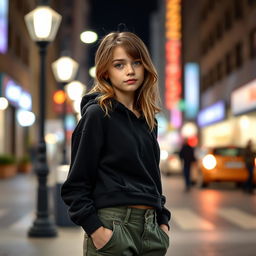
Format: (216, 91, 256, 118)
(61, 31, 170, 255)
(243, 139, 255, 194)
(179, 138, 196, 192)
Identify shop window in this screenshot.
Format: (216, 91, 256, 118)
(8, 23, 12, 50)
(201, 75, 206, 91)
(201, 39, 209, 55)
(224, 10, 232, 31)
(249, 29, 256, 58)
(234, 0, 243, 19)
(247, 0, 256, 6)
(202, 73, 209, 91)
(217, 61, 223, 81)
(216, 22, 223, 39)
(208, 0, 215, 11)
(208, 33, 215, 49)
(225, 52, 232, 75)
(200, 11, 206, 22)
(22, 2, 30, 18)
(65, 15, 73, 26)
(65, 0, 74, 7)
(16, 0, 23, 11)
(21, 44, 29, 66)
(235, 42, 243, 68)
(14, 34, 21, 59)
(213, 67, 218, 84)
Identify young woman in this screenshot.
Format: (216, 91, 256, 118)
(61, 31, 171, 255)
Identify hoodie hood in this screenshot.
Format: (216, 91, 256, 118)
(80, 92, 145, 123)
(80, 92, 130, 116)
(80, 92, 101, 115)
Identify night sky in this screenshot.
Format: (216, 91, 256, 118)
(87, 0, 158, 69)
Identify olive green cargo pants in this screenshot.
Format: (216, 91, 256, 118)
(83, 207, 169, 256)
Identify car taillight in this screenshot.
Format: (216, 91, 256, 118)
(202, 154, 217, 170)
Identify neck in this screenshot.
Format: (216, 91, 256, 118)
(114, 91, 136, 111)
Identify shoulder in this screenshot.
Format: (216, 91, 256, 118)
(81, 104, 109, 126)
(84, 104, 105, 118)
(73, 104, 105, 137)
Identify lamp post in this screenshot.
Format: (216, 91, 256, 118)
(52, 56, 78, 164)
(24, 2, 61, 237)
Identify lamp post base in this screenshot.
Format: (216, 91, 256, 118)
(28, 218, 57, 237)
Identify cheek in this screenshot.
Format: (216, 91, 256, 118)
(140, 68, 145, 79)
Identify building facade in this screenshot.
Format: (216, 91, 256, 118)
(0, 0, 91, 161)
(0, 0, 59, 158)
(183, 0, 256, 147)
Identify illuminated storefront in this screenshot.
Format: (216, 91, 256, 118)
(0, 73, 34, 155)
(199, 79, 256, 147)
(230, 79, 256, 146)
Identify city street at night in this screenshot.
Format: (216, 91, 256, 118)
(1, 0, 256, 255)
(0, 173, 255, 256)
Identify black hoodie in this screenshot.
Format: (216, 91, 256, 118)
(61, 92, 171, 235)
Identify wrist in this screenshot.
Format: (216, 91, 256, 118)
(160, 224, 169, 232)
(91, 226, 104, 238)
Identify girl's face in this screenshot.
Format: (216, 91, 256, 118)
(105, 46, 144, 95)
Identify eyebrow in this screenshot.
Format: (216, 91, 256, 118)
(112, 59, 126, 63)
(112, 58, 140, 63)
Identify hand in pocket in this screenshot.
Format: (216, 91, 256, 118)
(91, 226, 113, 250)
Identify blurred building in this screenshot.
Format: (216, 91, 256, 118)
(0, 0, 60, 158)
(182, 0, 256, 148)
(0, 0, 89, 162)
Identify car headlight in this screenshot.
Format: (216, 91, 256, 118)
(202, 154, 217, 170)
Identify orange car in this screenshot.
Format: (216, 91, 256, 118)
(197, 146, 256, 187)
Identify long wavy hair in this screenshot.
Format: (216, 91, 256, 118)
(89, 32, 161, 131)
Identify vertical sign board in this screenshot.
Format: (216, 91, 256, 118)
(165, 0, 182, 128)
(0, 0, 8, 53)
(184, 63, 199, 119)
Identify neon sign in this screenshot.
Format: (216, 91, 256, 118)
(0, 0, 9, 53)
(197, 101, 226, 127)
(184, 63, 200, 119)
(165, 0, 182, 128)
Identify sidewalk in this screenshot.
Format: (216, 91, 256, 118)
(0, 173, 84, 256)
(0, 173, 173, 256)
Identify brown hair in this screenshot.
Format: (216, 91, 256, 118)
(89, 31, 161, 131)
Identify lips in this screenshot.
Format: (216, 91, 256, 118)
(125, 79, 137, 84)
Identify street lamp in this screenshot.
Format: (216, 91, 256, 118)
(52, 56, 78, 164)
(65, 80, 86, 120)
(80, 30, 98, 44)
(24, 2, 61, 237)
(65, 80, 86, 101)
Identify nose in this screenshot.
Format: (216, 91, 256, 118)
(127, 64, 135, 75)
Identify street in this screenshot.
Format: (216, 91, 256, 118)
(162, 176, 256, 256)
(0, 173, 256, 256)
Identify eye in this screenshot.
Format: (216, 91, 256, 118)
(133, 60, 142, 66)
(114, 63, 124, 69)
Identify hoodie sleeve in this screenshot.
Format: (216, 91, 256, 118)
(156, 196, 171, 229)
(61, 104, 105, 235)
(154, 118, 171, 229)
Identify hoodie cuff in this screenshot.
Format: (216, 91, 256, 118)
(157, 213, 170, 230)
(81, 213, 104, 236)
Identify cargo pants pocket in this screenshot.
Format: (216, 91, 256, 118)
(157, 225, 170, 251)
